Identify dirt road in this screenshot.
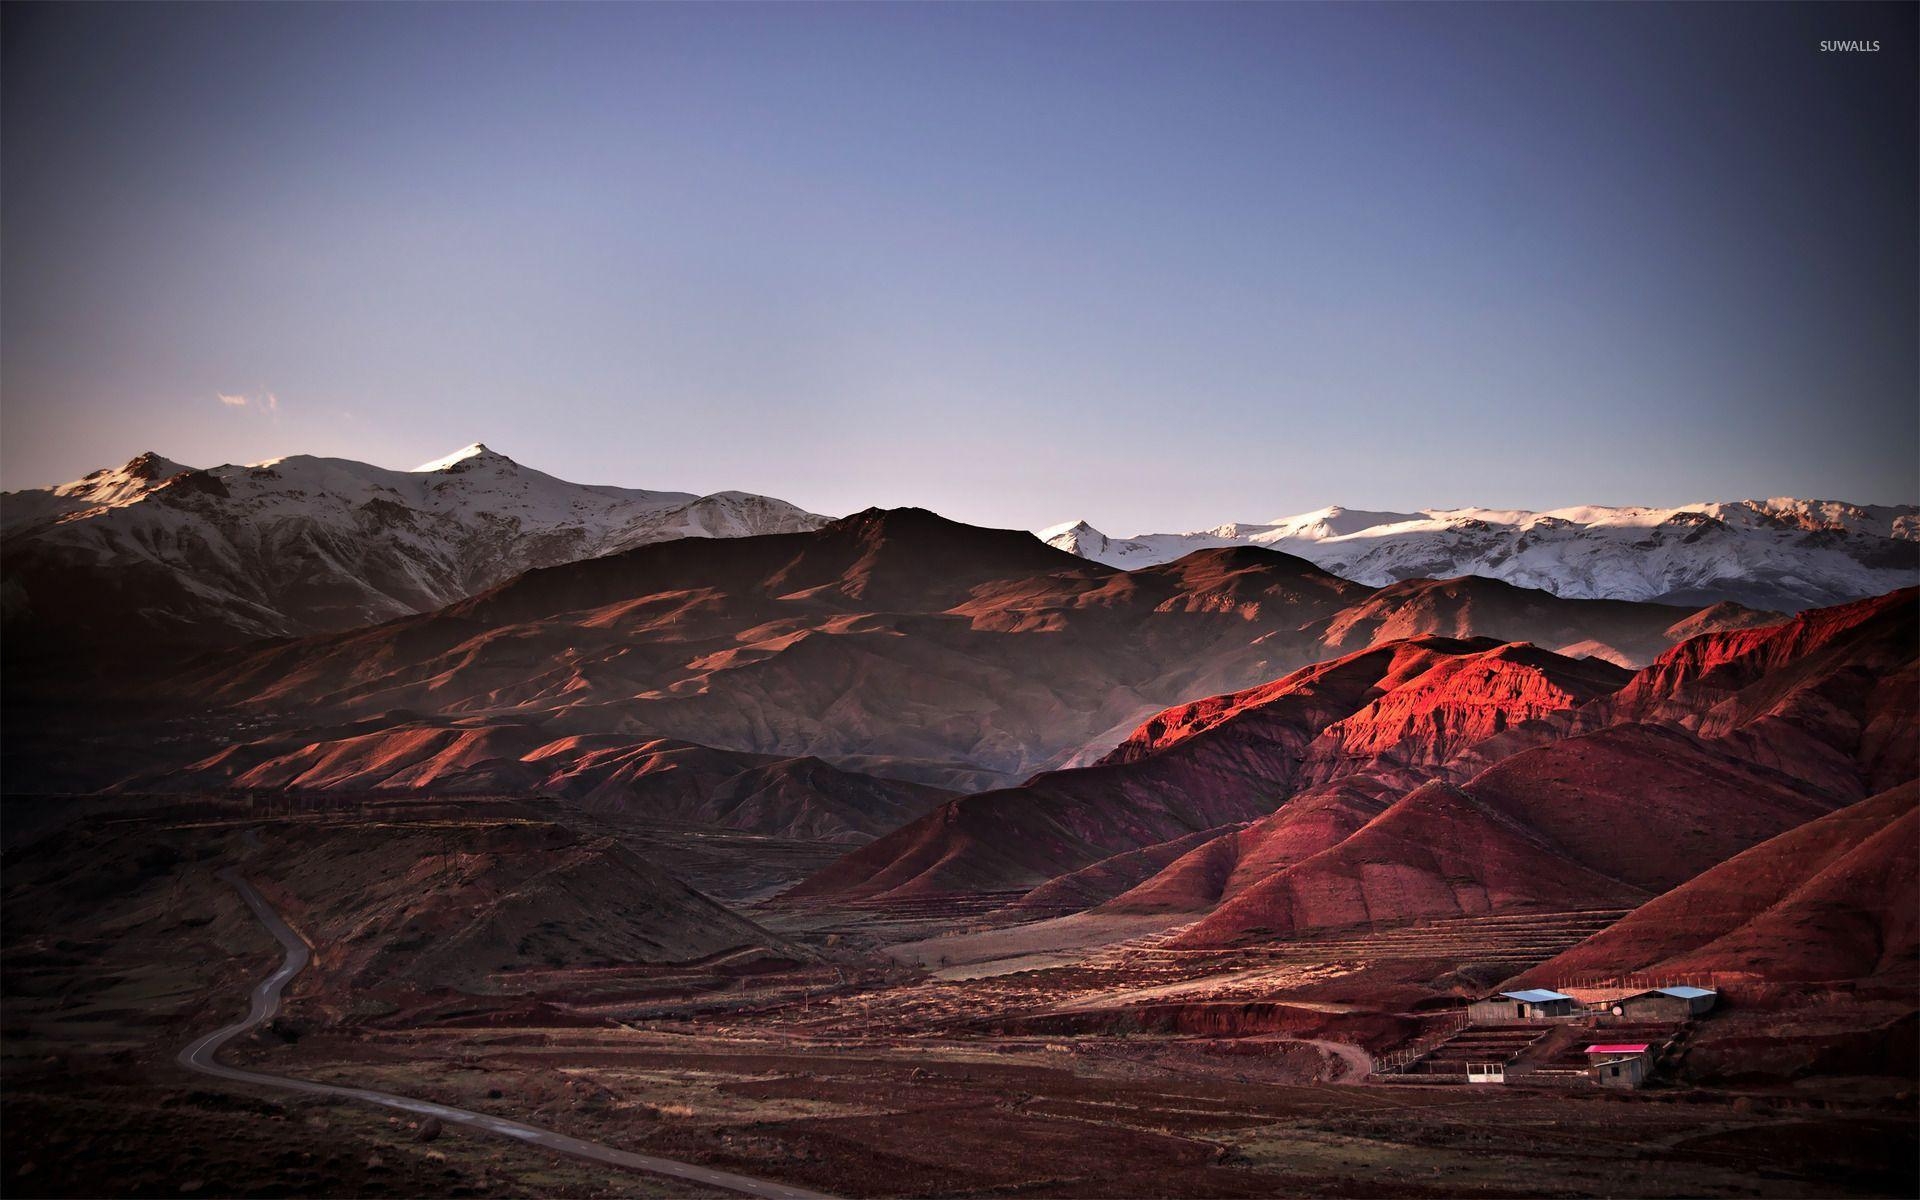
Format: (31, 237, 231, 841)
(1301, 1037, 1375, 1081)
(179, 868, 836, 1200)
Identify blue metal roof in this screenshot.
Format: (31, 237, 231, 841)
(1499, 989, 1573, 1004)
(1649, 985, 1716, 999)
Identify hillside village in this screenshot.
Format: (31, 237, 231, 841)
(1380, 983, 1723, 1088)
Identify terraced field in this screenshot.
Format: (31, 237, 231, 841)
(739, 905, 1644, 1045)
(1128, 908, 1640, 969)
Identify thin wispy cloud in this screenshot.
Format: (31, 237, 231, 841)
(217, 391, 279, 413)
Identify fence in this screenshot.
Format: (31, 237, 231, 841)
(1546, 971, 1726, 995)
(1369, 1007, 1469, 1075)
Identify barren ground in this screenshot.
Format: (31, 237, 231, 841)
(3, 800, 1915, 1198)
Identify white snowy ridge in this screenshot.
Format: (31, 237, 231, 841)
(1039, 501, 1918, 611)
(2, 443, 830, 640)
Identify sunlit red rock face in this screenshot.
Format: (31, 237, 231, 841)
(1135, 590, 1916, 942)
(1616, 588, 1916, 707)
(800, 589, 1915, 951)
(1121, 592, 1916, 946)
(1602, 587, 1919, 797)
(1295, 644, 1630, 783)
(1510, 782, 1918, 988)
(104, 508, 1751, 799)
(789, 638, 1633, 901)
(1107, 640, 1628, 768)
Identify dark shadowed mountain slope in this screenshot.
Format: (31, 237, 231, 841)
(1309, 574, 1773, 668)
(1, 803, 805, 998)
(1002, 824, 1253, 916)
(136, 718, 952, 844)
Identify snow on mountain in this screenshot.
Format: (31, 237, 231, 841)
(0, 451, 195, 533)
(1041, 500, 1918, 612)
(2, 444, 829, 645)
(410, 442, 498, 472)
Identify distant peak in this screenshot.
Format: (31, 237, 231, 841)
(122, 450, 190, 480)
(833, 506, 949, 533)
(413, 443, 510, 472)
(1265, 504, 1426, 535)
(1037, 518, 1103, 541)
(824, 506, 1081, 559)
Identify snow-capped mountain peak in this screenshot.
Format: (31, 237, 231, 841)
(1041, 499, 1917, 612)
(3, 445, 830, 646)
(69, 449, 190, 501)
(1260, 505, 1425, 540)
(412, 441, 501, 472)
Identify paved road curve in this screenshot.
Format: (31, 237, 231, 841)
(179, 868, 837, 1200)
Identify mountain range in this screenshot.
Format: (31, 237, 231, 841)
(6, 447, 1913, 666)
(1042, 500, 1918, 612)
(4, 455, 1915, 1040)
(798, 585, 1915, 970)
(0, 443, 826, 653)
(89, 508, 1787, 801)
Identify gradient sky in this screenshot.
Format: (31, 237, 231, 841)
(4, 2, 1915, 532)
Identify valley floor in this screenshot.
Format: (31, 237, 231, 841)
(3, 799, 1915, 1199)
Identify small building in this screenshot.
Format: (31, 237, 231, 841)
(1590, 1055, 1648, 1088)
(1469, 989, 1576, 1023)
(1585, 1041, 1652, 1061)
(1586, 1042, 1654, 1088)
(1608, 986, 1717, 1022)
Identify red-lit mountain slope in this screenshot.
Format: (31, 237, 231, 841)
(1512, 782, 1917, 987)
(872, 591, 1913, 948)
(790, 637, 1631, 901)
(1603, 587, 1919, 797)
(1163, 724, 1837, 946)
(1091, 591, 1916, 945)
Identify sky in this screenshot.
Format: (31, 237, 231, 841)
(3, 2, 1915, 534)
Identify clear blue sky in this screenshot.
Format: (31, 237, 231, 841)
(4, 2, 1914, 532)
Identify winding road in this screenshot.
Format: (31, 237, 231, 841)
(179, 868, 836, 1200)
